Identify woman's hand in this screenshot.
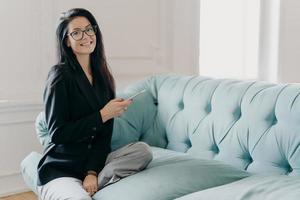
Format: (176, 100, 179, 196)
(83, 174, 98, 196)
(100, 98, 133, 123)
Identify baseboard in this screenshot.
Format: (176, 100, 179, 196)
(0, 172, 31, 197)
(0, 188, 31, 198)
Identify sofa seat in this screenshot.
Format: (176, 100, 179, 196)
(176, 175, 300, 200)
(94, 147, 249, 200)
(21, 147, 250, 200)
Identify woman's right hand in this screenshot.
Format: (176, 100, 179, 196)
(100, 98, 133, 123)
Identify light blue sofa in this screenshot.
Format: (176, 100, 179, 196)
(21, 74, 300, 200)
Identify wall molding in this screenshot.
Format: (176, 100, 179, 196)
(0, 171, 20, 178)
(0, 101, 43, 125)
(107, 0, 174, 76)
(0, 101, 43, 197)
(0, 101, 43, 112)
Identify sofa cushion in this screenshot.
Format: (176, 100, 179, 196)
(20, 151, 42, 194)
(93, 147, 250, 200)
(20, 147, 250, 199)
(35, 112, 50, 148)
(175, 175, 300, 200)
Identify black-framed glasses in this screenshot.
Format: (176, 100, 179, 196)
(68, 25, 97, 41)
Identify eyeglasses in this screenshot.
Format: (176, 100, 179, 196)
(67, 25, 97, 41)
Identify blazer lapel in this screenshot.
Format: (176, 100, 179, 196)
(74, 68, 99, 111)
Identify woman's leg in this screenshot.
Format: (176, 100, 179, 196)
(98, 142, 153, 189)
(37, 177, 92, 200)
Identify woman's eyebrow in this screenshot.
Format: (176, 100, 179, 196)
(72, 24, 92, 31)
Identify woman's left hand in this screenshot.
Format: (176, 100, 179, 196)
(83, 174, 98, 196)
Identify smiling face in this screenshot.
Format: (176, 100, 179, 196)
(66, 16, 97, 57)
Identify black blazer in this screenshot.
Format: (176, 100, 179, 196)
(37, 63, 114, 186)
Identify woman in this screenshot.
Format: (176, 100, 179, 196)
(37, 8, 153, 200)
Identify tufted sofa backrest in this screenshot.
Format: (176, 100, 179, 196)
(114, 74, 300, 176)
(36, 74, 300, 176)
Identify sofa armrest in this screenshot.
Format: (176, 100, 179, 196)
(20, 151, 42, 194)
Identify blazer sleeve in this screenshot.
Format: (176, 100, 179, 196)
(43, 68, 104, 144)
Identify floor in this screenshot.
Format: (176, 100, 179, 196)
(0, 192, 37, 200)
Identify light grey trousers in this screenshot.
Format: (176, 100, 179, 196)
(37, 142, 153, 200)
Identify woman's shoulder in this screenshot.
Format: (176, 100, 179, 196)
(46, 63, 73, 88)
(48, 62, 73, 77)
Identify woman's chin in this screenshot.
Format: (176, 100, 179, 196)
(75, 49, 95, 55)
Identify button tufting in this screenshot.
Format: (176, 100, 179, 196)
(243, 152, 252, 163)
(233, 107, 241, 119)
(205, 104, 211, 113)
(185, 138, 192, 147)
(272, 117, 278, 125)
(211, 145, 219, 154)
(178, 101, 184, 109)
(287, 165, 293, 173)
(248, 156, 253, 163)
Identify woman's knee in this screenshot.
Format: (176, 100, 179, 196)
(134, 142, 153, 163)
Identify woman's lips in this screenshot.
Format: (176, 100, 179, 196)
(80, 41, 93, 46)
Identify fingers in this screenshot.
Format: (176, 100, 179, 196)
(125, 98, 134, 104)
(83, 176, 98, 196)
(114, 99, 132, 111)
(116, 108, 125, 117)
(113, 106, 128, 118)
(105, 98, 133, 119)
(84, 185, 98, 196)
(111, 98, 124, 102)
(87, 189, 94, 196)
(87, 189, 95, 196)
(111, 98, 132, 104)
(119, 99, 133, 107)
(118, 101, 131, 112)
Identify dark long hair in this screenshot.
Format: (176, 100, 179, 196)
(56, 8, 115, 100)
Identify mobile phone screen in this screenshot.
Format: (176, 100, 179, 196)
(127, 89, 146, 100)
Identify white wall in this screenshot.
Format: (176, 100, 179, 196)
(277, 0, 300, 83)
(0, 0, 199, 196)
(258, 0, 281, 82)
(0, 0, 199, 102)
(199, 0, 260, 79)
(258, 0, 300, 83)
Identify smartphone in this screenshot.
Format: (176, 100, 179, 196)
(127, 89, 147, 100)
